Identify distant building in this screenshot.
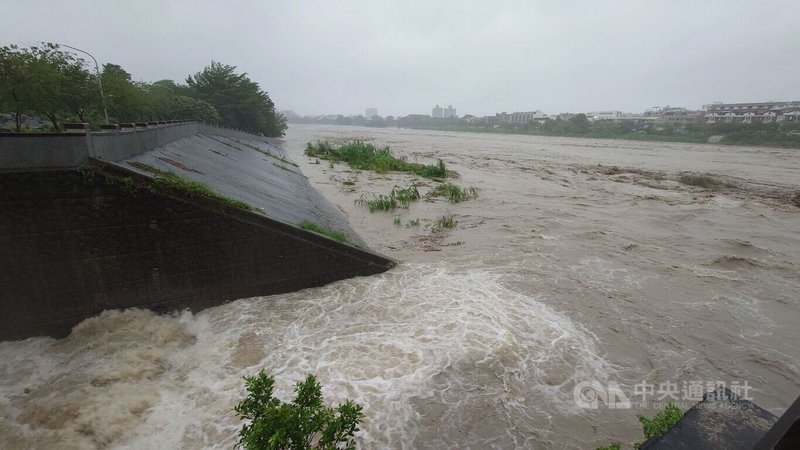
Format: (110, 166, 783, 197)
(496, 111, 548, 124)
(587, 111, 623, 121)
(702, 101, 800, 124)
(365, 108, 378, 119)
(644, 106, 704, 124)
(432, 105, 456, 119)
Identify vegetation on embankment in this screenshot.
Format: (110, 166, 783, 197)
(0, 43, 286, 136)
(298, 220, 351, 244)
(305, 140, 447, 178)
(120, 162, 256, 210)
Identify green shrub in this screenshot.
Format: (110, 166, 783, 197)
(234, 371, 364, 450)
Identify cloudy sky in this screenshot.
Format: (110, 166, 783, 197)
(3, 0, 798, 117)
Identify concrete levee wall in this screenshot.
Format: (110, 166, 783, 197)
(0, 121, 274, 169)
(0, 167, 394, 341)
(89, 123, 201, 161)
(0, 134, 90, 168)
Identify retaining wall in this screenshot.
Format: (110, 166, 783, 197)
(0, 166, 393, 341)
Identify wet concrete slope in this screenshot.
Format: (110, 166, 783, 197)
(122, 131, 362, 245)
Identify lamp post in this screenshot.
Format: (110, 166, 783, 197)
(58, 43, 109, 125)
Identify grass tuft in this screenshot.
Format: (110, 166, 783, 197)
(305, 140, 447, 179)
(354, 194, 397, 212)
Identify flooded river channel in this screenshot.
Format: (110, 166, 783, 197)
(2, 125, 798, 448)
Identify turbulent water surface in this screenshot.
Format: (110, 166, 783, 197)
(2, 125, 799, 449)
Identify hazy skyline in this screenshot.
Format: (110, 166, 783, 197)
(2, 0, 799, 117)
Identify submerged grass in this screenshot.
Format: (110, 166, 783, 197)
(354, 194, 397, 212)
(305, 140, 447, 179)
(427, 182, 478, 203)
(297, 220, 350, 243)
(354, 184, 421, 212)
(434, 215, 455, 230)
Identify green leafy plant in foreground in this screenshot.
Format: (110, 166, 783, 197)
(595, 403, 683, 449)
(638, 403, 683, 440)
(234, 371, 364, 450)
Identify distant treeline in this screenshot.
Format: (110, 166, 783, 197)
(0, 43, 286, 136)
(291, 113, 800, 148)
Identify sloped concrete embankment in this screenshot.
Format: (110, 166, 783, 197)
(0, 123, 394, 341)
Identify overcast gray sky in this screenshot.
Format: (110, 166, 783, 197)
(2, 0, 798, 117)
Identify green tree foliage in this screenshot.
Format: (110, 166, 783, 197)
(234, 371, 364, 450)
(0, 45, 34, 131)
(0, 43, 97, 130)
(2, 42, 282, 132)
(187, 61, 286, 136)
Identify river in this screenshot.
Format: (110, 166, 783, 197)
(1, 124, 798, 448)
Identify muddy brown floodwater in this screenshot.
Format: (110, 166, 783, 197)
(1, 124, 799, 449)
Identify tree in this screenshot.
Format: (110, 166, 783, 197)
(568, 113, 590, 134)
(186, 61, 286, 136)
(234, 371, 364, 450)
(102, 63, 146, 123)
(0, 43, 97, 130)
(0, 45, 34, 131)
